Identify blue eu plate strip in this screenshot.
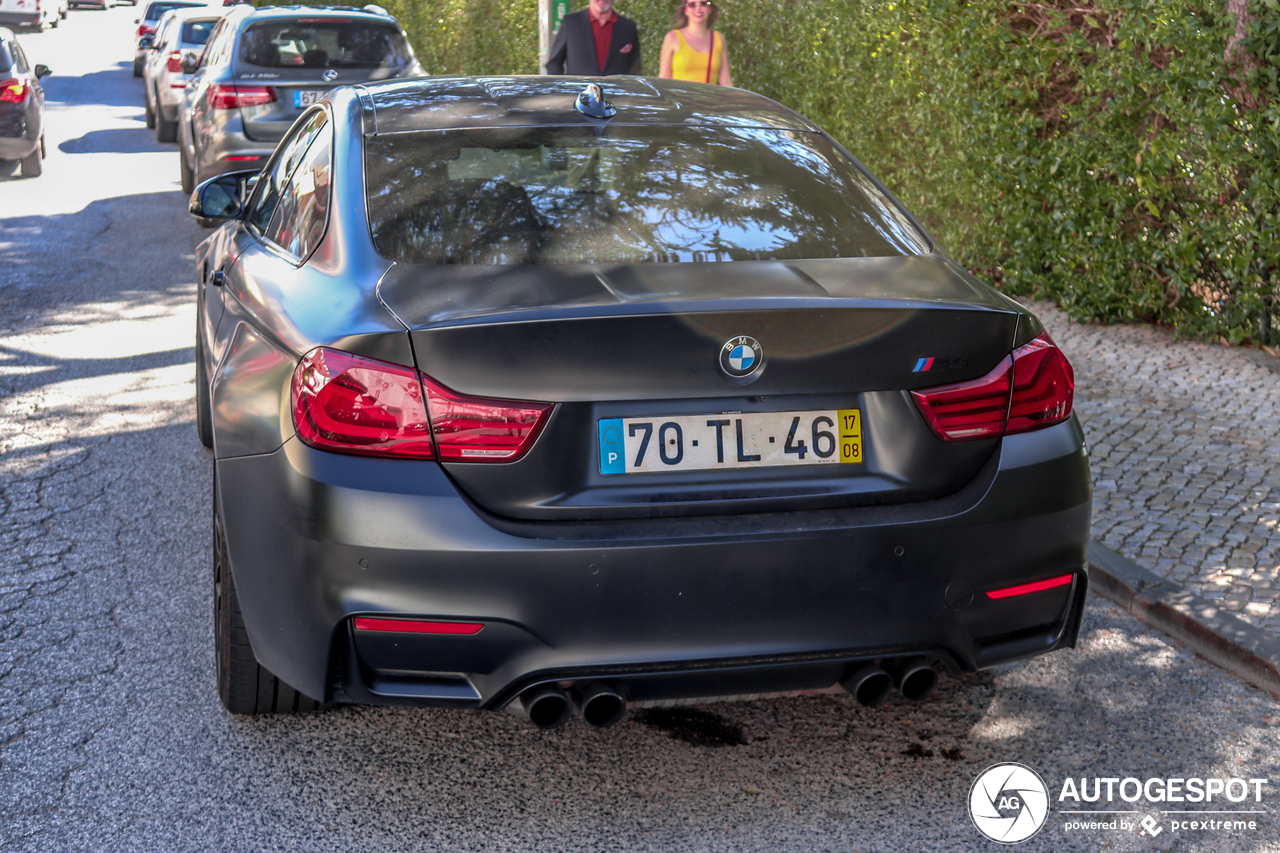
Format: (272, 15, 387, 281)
(598, 419, 625, 474)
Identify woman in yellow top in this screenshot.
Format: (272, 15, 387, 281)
(658, 0, 733, 87)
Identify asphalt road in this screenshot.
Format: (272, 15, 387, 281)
(1, 9, 1278, 852)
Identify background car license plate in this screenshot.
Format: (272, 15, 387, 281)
(598, 410, 863, 474)
(293, 90, 326, 107)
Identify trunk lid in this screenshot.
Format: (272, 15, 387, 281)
(381, 255, 1024, 520)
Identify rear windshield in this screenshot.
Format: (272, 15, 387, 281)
(180, 19, 217, 46)
(365, 126, 929, 265)
(0, 43, 11, 74)
(238, 20, 411, 69)
(145, 2, 203, 22)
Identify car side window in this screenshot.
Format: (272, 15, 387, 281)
(245, 109, 328, 237)
(264, 125, 332, 260)
(201, 20, 229, 67)
(11, 43, 29, 73)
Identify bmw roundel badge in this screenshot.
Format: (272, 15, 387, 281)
(719, 335, 765, 383)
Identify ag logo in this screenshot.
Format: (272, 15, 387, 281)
(719, 335, 764, 384)
(969, 763, 1050, 844)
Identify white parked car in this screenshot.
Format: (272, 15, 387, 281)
(142, 4, 225, 141)
(0, 0, 65, 30)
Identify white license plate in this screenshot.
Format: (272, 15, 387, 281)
(293, 90, 326, 107)
(598, 409, 863, 475)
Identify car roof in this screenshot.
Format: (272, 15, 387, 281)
(235, 4, 398, 23)
(145, 0, 208, 15)
(158, 5, 227, 23)
(360, 76, 818, 135)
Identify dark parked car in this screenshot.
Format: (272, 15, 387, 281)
(177, 3, 419, 194)
(0, 27, 49, 177)
(189, 77, 1090, 724)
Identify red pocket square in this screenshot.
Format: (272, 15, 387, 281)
(620, 43, 633, 53)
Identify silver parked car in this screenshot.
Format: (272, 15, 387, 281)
(177, 3, 421, 194)
(143, 5, 226, 141)
(133, 0, 206, 76)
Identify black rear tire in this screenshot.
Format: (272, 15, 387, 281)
(157, 112, 177, 143)
(144, 89, 156, 129)
(195, 315, 214, 449)
(20, 137, 42, 178)
(214, 475, 322, 715)
(132, 56, 143, 77)
(180, 145, 195, 194)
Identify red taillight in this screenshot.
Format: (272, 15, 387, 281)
(986, 573, 1074, 600)
(137, 23, 155, 37)
(1006, 333, 1075, 434)
(352, 618, 484, 635)
(208, 83, 276, 109)
(421, 374, 552, 462)
(0, 78, 27, 104)
(291, 348, 435, 459)
(912, 332, 1074, 441)
(290, 348, 553, 462)
(911, 356, 1012, 441)
(166, 51, 182, 73)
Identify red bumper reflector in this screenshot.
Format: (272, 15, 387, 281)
(352, 617, 484, 635)
(986, 573, 1074, 600)
(225, 155, 263, 161)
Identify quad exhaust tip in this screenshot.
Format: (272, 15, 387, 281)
(840, 664, 893, 707)
(573, 681, 627, 728)
(886, 656, 939, 702)
(520, 685, 572, 729)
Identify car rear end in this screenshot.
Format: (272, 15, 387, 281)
(154, 9, 221, 120)
(134, 0, 205, 74)
(0, 0, 47, 29)
(213, 81, 1091, 720)
(199, 8, 417, 176)
(0, 31, 39, 161)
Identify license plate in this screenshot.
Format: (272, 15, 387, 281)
(598, 409, 863, 475)
(293, 90, 326, 107)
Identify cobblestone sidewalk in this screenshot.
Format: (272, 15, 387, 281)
(1031, 300, 1280, 635)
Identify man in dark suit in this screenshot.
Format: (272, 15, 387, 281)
(545, 0, 642, 76)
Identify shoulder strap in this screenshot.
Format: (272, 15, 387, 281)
(706, 31, 716, 83)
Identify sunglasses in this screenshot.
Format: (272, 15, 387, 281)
(685, 1, 713, 7)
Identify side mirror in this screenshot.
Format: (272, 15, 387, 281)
(33, 64, 52, 80)
(138, 35, 154, 50)
(180, 52, 199, 74)
(189, 170, 259, 223)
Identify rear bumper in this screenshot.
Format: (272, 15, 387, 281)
(217, 417, 1092, 708)
(0, 12, 39, 25)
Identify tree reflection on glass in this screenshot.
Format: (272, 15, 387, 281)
(366, 125, 928, 265)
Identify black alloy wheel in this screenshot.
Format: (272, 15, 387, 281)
(213, 473, 322, 714)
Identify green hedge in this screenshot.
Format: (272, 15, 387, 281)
(289, 0, 1280, 341)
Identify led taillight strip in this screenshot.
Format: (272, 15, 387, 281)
(985, 573, 1074, 600)
(352, 617, 484, 635)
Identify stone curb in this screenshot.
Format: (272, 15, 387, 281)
(1242, 348, 1280, 377)
(1088, 540, 1280, 700)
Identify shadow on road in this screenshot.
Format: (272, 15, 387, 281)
(59, 126, 171, 154)
(42, 63, 144, 109)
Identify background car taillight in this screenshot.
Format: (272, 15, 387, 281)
(137, 23, 155, 38)
(0, 79, 27, 103)
(421, 375, 551, 462)
(166, 51, 183, 73)
(912, 332, 1074, 441)
(291, 348, 435, 459)
(208, 84, 276, 110)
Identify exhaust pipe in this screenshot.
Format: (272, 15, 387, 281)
(840, 664, 893, 707)
(572, 681, 627, 728)
(520, 685, 572, 729)
(886, 656, 939, 701)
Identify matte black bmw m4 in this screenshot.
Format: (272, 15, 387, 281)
(190, 76, 1090, 725)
